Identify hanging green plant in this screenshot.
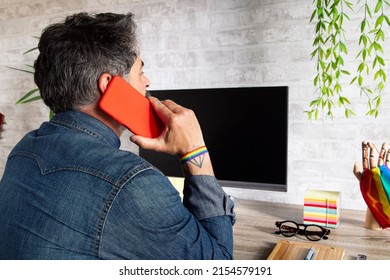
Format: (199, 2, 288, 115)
(351, 0, 390, 118)
(307, 0, 354, 119)
(308, 0, 390, 119)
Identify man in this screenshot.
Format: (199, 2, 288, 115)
(0, 12, 235, 259)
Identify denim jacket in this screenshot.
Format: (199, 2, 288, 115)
(0, 111, 235, 259)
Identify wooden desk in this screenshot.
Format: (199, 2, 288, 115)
(233, 199, 390, 260)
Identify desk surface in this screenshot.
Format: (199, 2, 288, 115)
(233, 199, 390, 260)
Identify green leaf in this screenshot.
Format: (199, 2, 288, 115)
(367, 5, 372, 17)
(318, 7, 324, 17)
(309, 99, 318, 107)
(321, 86, 329, 95)
(375, 29, 385, 41)
(17, 96, 42, 104)
(375, 41, 384, 52)
(310, 48, 318, 58)
(358, 35, 364, 46)
(356, 49, 363, 59)
(337, 55, 345, 66)
(374, 70, 380, 80)
(368, 28, 379, 34)
(375, 0, 383, 13)
(357, 62, 365, 73)
(361, 19, 366, 32)
(321, 21, 326, 31)
(325, 48, 332, 59)
(316, 21, 322, 33)
(334, 82, 341, 93)
(15, 88, 40, 104)
(366, 109, 376, 116)
(341, 42, 348, 54)
(375, 14, 384, 28)
(319, 60, 326, 70)
(345, 108, 355, 118)
(377, 55, 385, 66)
(376, 96, 381, 107)
(22, 47, 38, 55)
(362, 49, 367, 60)
(310, 9, 317, 22)
(377, 81, 384, 91)
(314, 75, 319, 86)
(365, 87, 373, 95)
(343, 13, 351, 21)
(338, 96, 344, 106)
(313, 37, 320, 46)
(384, 15, 390, 26)
(6, 66, 34, 75)
(344, 1, 353, 10)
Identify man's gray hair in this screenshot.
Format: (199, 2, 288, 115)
(34, 12, 139, 113)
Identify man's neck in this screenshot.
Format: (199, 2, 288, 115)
(79, 103, 125, 137)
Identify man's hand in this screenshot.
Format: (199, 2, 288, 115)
(131, 96, 215, 177)
(130, 97, 206, 156)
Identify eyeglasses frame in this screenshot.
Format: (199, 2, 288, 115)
(275, 220, 331, 241)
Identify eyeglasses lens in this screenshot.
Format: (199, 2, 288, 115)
(305, 225, 324, 241)
(279, 221, 298, 237)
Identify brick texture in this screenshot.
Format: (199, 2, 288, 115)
(1, 0, 388, 210)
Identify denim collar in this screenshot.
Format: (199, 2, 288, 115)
(50, 111, 121, 149)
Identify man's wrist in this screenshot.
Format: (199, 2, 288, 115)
(180, 146, 208, 164)
(180, 148, 214, 177)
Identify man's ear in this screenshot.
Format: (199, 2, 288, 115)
(97, 73, 113, 96)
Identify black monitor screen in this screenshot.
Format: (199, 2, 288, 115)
(139, 86, 288, 192)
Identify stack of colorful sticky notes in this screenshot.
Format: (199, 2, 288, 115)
(304, 189, 341, 228)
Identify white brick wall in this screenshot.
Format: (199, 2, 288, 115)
(1, 0, 388, 210)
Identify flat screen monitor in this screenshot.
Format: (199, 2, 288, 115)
(139, 86, 288, 192)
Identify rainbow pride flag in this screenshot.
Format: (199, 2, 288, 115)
(304, 189, 341, 228)
(360, 166, 390, 228)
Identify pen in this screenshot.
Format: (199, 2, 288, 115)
(304, 246, 316, 260)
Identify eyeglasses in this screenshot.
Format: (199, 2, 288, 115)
(275, 220, 330, 241)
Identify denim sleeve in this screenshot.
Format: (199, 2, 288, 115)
(183, 175, 236, 259)
(183, 175, 236, 223)
(99, 169, 235, 260)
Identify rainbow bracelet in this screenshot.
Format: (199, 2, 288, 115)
(180, 146, 208, 164)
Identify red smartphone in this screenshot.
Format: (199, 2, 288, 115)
(99, 76, 165, 138)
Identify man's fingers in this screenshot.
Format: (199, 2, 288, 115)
(149, 97, 187, 120)
(130, 134, 164, 152)
(160, 99, 186, 114)
(148, 96, 173, 122)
